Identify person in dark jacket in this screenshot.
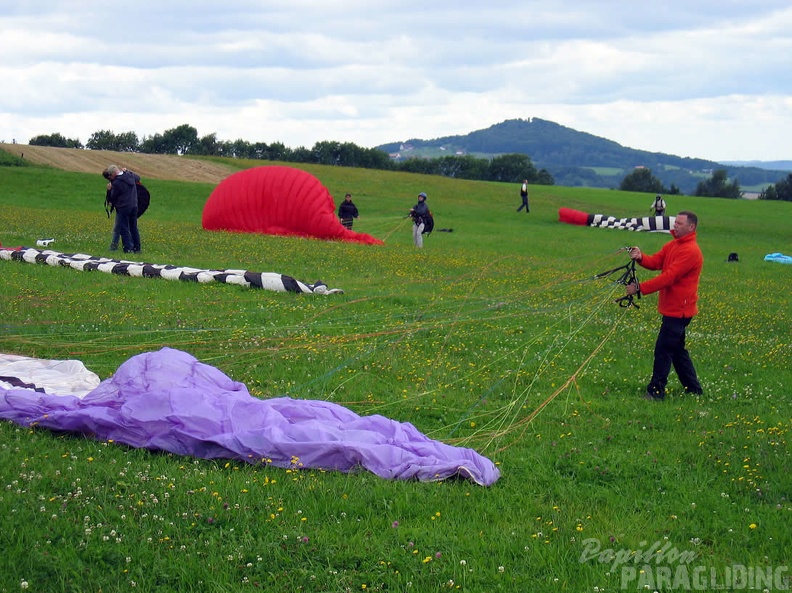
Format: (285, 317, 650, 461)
(104, 165, 141, 253)
(337, 193, 359, 229)
(409, 192, 430, 248)
(105, 174, 150, 251)
(625, 211, 704, 400)
(517, 179, 530, 213)
(650, 194, 666, 216)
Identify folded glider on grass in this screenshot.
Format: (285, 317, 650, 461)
(559, 207, 675, 232)
(0, 348, 500, 486)
(0, 247, 343, 294)
(764, 252, 792, 265)
(202, 166, 383, 245)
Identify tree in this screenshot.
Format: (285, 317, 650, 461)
(759, 185, 778, 200)
(115, 132, 140, 152)
(773, 173, 792, 201)
(188, 133, 221, 156)
(139, 133, 167, 154)
(162, 124, 199, 155)
(619, 168, 664, 193)
(695, 169, 741, 199)
(86, 130, 115, 151)
(536, 168, 555, 185)
(29, 133, 82, 149)
(86, 130, 139, 152)
(398, 157, 438, 176)
(435, 155, 489, 180)
(760, 174, 792, 201)
(311, 141, 341, 165)
(487, 153, 538, 183)
(265, 141, 290, 161)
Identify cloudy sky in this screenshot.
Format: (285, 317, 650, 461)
(2, 1, 791, 162)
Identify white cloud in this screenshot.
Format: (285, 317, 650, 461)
(1, 1, 791, 161)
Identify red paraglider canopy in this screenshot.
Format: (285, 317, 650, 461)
(202, 166, 382, 245)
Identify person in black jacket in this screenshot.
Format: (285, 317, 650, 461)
(104, 165, 141, 253)
(409, 192, 430, 248)
(105, 174, 150, 251)
(517, 179, 530, 213)
(337, 193, 359, 229)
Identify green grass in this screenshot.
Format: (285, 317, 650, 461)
(1, 160, 790, 592)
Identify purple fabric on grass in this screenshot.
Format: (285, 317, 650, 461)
(0, 348, 499, 485)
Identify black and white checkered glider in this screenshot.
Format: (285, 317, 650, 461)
(559, 207, 674, 232)
(0, 247, 343, 295)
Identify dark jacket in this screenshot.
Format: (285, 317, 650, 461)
(106, 182, 150, 217)
(338, 200, 359, 220)
(110, 171, 140, 210)
(411, 200, 429, 224)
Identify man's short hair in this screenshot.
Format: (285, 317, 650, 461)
(678, 210, 698, 226)
(104, 165, 120, 178)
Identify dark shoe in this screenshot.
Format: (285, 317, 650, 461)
(644, 391, 665, 401)
(109, 244, 118, 251)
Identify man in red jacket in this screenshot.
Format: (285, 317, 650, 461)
(625, 211, 704, 400)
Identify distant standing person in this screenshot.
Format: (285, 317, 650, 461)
(517, 180, 530, 213)
(650, 194, 666, 216)
(105, 172, 150, 251)
(625, 211, 704, 400)
(409, 192, 430, 248)
(104, 165, 141, 253)
(338, 193, 359, 229)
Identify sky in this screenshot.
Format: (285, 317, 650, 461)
(2, 1, 791, 163)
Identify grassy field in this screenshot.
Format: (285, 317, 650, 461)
(0, 158, 790, 592)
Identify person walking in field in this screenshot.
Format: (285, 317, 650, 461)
(337, 193, 359, 229)
(625, 211, 704, 400)
(517, 179, 530, 213)
(650, 194, 666, 216)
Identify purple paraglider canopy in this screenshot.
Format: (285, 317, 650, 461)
(0, 348, 500, 486)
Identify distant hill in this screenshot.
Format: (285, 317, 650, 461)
(721, 160, 792, 171)
(377, 118, 791, 194)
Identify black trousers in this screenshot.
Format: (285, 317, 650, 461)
(647, 316, 702, 397)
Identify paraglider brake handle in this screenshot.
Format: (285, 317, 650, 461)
(594, 258, 641, 309)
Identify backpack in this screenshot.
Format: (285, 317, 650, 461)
(136, 183, 151, 217)
(654, 196, 665, 211)
(104, 182, 150, 218)
(422, 210, 434, 234)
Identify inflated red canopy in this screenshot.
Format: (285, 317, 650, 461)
(202, 166, 382, 245)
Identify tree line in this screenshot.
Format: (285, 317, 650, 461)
(619, 166, 792, 201)
(28, 125, 554, 186)
(27, 125, 792, 200)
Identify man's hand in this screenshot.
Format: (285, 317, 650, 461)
(628, 247, 643, 261)
(626, 282, 640, 296)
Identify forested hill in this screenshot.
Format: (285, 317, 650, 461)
(377, 118, 790, 193)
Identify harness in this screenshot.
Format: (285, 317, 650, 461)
(593, 248, 641, 308)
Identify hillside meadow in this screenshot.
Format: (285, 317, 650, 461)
(0, 157, 790, 592)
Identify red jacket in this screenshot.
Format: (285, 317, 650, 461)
(638, 231, 703, 318)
